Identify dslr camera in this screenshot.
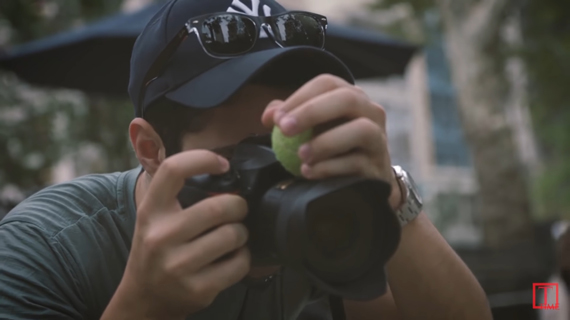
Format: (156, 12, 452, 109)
(178, 135, 401, 300)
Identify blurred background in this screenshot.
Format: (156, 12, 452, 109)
(1, 0, 569, 319)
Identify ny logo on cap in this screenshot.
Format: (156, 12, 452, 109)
(227, 0, 272, 38)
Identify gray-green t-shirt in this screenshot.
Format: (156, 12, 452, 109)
(0, 168, 334, 320)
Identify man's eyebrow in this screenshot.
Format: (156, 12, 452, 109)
(210, 133, 272, 159)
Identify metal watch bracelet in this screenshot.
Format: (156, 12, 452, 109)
(392, 166, 423, 227)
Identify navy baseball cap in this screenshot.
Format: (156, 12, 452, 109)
(128, 0, 355, 117)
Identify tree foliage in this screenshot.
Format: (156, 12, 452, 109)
(521, 0, 570, 219)
(369, 0, 435, 20)
(0, 0, 135, 204)
(0, 0, 123, 42)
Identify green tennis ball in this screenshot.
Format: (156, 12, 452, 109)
(272, 126, 313, 176)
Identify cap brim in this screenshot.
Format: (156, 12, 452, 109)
(165, 46, 355, 109)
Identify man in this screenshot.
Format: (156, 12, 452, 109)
(0, 0, 492, 319)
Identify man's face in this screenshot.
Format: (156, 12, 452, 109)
(180, 84, 294, 152)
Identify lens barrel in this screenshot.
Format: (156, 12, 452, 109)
(250, 177, 401, 300)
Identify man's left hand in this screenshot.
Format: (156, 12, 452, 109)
(261, 74, 402, 209)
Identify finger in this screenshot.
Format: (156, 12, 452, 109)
(277, 87, 384, 136)
(167, 223, 249, 274)
(299, 118, 385, 165)
(166, 194, 248, 244)
(274, 74, 351, 123)
(262, 100, 284, 128)
(372, 102, 387, 130)
(140, 150, 230, 217)
(301, 152, 382, 180)
(191, 246, 251, 293)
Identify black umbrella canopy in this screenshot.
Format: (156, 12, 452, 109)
(0, 3, 418, 96)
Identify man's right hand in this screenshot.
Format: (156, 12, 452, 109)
(102, 150, 251, 320)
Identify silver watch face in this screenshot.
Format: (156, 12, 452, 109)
(392, 165, 404, 179)
(405, 171, 423, 206)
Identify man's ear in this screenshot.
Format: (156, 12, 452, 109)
(129, 118, 166, 176)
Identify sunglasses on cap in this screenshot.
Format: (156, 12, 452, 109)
(192, 11, 327, 56)
(141, 11, 328, 100)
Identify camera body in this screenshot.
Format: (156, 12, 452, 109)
(178, 135, 401, 300)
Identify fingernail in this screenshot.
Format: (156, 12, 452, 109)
(298, 144, 311, 162)
(218, 156, 230, 171)
(279, 116, 297, 134)
(274, 110, 286, 123)
(268, 100, 283, 108)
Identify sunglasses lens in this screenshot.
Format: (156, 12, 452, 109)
(271, 13, 325, 48)
(201, 14, 257, 55)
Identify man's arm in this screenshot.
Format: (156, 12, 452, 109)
(343, 212, 493, 320)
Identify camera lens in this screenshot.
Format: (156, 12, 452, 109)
(306, 202, 356, 259)
(304, 188, 375, 283)
(251, 172, 399, 299)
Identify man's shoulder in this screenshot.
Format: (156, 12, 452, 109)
(0, 168, 140, 237)
(0, 169, 140, 319)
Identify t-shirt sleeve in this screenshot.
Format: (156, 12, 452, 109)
(0, 221, 85, 319)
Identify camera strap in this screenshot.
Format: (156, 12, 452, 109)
(329, 295, 346, 320)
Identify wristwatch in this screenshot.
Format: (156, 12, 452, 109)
(392, 166, 423, 227)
